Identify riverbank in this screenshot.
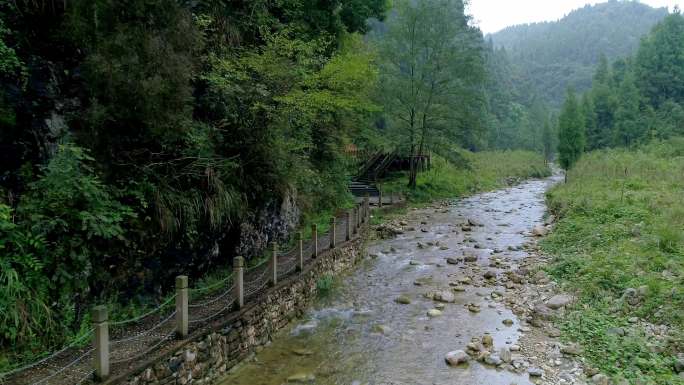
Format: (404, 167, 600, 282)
(541, 142, 684, 384)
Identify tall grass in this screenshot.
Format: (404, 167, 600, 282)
(542, 139, 684, 384)
(380, 150, 551, 203)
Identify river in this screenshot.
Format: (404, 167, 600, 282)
(219, 174, 561, 385)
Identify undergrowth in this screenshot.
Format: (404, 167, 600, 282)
(541, 139, 684, 384)
(380, 149, 551, 203)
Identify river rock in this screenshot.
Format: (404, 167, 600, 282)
(464, 254, 478, 262)
(483, 270, 497, 279)
(532, 225, 548, 237)
(591, 373, 609, 385)
(528, 367, 544, 377)
(433, 291, 456, 303)
(287, 373, 315, 383)
(484, 354, 502, 366)
(446, 257, 461, 265)
(499, 347, 512, 363)
(546, 294, 573, 309)
(395, 295, 411, 305)
(461, 225, 472, 232)
(560, 343, 582, 356)
(502, 318, 514, 326)
(468, 304, 481, 313)
(445, 350, 469, 366)
(481, 334, 493, 348)
(468, 218, 483, 227)
(533, 304, 553, 320)
(457, 276, 472, 285)
(427, 309, 443, 317)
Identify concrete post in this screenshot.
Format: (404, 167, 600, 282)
(364, 195, 370, 222)
(234, 257, 244, 308)
(346, 210, 352, 241)
(390, 192, 394, 205)
(330, 217, 336, 249)
(297, 232, 304, 272)
(353, 206, 359, 234)
(270, 242, 278, 286)
(378, 190, 383, 208)
(175, 276, 188, 338)
(92, 306, 109, 381)
(312, 224, 318, 258)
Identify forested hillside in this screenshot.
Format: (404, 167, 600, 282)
(557, 10, 684, 165)
(490, 0, 668, 108)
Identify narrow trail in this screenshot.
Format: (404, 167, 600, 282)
(219, 173, 579, 385)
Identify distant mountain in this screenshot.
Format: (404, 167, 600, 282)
(489, 0, 669, 108)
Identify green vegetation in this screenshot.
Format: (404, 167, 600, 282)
(380, 151, 550, 204)
(316, 275, 335, 297)
(558, 89, 586, 172)
(560, 11, 684, 154)
(542, 141, 684, 384)
(491, 1, 669, 108)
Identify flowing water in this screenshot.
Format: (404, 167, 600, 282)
(219, 175, 561, 385)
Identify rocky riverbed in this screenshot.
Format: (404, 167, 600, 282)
(217, 173, 613, 385)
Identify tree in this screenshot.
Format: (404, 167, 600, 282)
(541, 117, 554, 162)
(635, 11, 684, 108)
(580, 93, 598, 150)
(558, 89, 585, 177)
(613, 72, 642, 147)
(377, 0, 485, 188)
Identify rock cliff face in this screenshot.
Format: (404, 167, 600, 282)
(236, 189, 300, 260)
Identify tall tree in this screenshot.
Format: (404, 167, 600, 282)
(377, 0, 485, 188)
(558, 89, 585, 176)
(635, 11, 684, 108)
(590, 56, 617, 150)
(613, 72, 642, 147)
(581, 93, 598, 150)
(541, 116, 554, 162)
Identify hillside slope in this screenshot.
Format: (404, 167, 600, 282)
(490, 0, 668, 107)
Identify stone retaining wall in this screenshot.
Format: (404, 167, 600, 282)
(117, 237, 366, 385)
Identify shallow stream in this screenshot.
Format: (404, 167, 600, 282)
(219, 175, 560, 385)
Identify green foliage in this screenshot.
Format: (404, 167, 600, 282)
(0, 204, 50, 349)
(0, 18, 21, 78)
(542, 143, 684, 383)
(380, 150, 550, 203)
(491, 1, 668, 108)
(566, 11, 684, 153)
(375, 0, 487, 178)
(316, 274, 335, 296)
(557, 89, 585, 171)
(635, 12, 684, 108)
(0, 0, 388, 364)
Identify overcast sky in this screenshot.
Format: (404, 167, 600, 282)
(468, 0, 683, 34)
